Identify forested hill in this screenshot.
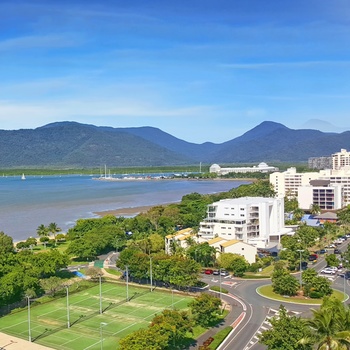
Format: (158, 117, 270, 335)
(1, 121, 350, 168)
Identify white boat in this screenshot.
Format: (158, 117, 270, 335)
(21, 173, 26, 180)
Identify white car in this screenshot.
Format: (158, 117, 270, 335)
(321, 268, 337, 275)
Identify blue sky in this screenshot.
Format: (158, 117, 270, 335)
(1, 0, 350, 143)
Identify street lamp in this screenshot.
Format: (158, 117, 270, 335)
(126, 265, 129, 301)
(100, 322, 107, 350)
(26, 295, 31, 342)
(99, 274, 103, 314)
(150, 256, 153, 292)
(296, 249, 304, 289)
(65, 285, 70, 328)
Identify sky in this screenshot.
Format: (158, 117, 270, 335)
(1, 0, 350, 143)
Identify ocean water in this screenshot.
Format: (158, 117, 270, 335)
(0, 175, 248, 241)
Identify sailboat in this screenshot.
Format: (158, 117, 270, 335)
(21, 173, 26, 180)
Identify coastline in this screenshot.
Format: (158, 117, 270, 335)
(94, 202, 177, 218)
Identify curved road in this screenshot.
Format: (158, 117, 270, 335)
(201, 241, 350, 350)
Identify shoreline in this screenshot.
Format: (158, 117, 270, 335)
(94, 202, 177, 217)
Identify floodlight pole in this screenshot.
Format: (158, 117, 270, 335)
(344, 275, 346, 303)
(99, 274, 102, 314)
(296, 249, 304, 289)
(27, 296, 31, 342)
(150, 256, 153, 291)
(172, 289, 174, 310)
(219, 268, 222, 300)
(100, 322, 107, 350)
(65, 285, 70, 328)
(126, 265, 129, 301)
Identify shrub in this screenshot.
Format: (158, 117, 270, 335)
(309, 291, 323, 299)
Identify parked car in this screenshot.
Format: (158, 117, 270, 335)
(320, 267, 337, 275)
(220, 269, 229, 276)
(334, 249, 341, 254)
(308, 254, 318, 261)
(318, 249, 326, 254)
(213, 270, 220, 275)
(204, 269, 214, 275)
(301, 262, 308, 270)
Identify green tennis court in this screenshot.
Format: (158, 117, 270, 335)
(0, 282, 192, 349)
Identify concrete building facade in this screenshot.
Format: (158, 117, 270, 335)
(198, 197, 292, 248)
(209, 162, 278, 175)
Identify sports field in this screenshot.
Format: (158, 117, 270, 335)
(0, 282, 193, 349)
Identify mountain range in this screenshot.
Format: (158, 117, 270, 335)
(0, 121, 349, 168)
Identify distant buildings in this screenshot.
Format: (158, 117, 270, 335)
(308, 156, 332, 170)
(270, 149, 350, 210)
(209, 162, 279, 175)
(198, 197, 292, 249)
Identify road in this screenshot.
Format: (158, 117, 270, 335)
(201, 239, 350, 350)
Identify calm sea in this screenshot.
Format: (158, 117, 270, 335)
(0, 175, 248, 241)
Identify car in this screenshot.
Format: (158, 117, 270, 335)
(320, 267, 336, 275)
(334, 249, 341, 254)
(308, 254, 318, 261)
(220, 269, 229, 276)
(204, 269, 214, 275)
(318, 249, 326, 254)
(346, 234, 350, 238)
(213, 270, 220, 275)
(301, 261, 308, 270)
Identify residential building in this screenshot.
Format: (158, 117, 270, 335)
(198, 197, 292, 248)
(332, 149, 350, 170)
(269, 167, 321, 198)
(209, 162, 278, 175)
(165, 228, 194, 254)
(298, 180, 344, 211)
(308, 156, 332, 170)
(219, 240, 257, 264)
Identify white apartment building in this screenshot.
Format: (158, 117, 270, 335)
(332, 149, 350, 170)
(269, 167, 321, 198)
(198, 197, 292, 248)
(298, 180, 344, 211)
(210, 162, 278, 175)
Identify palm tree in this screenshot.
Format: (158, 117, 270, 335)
(310, 203, 321, 216)
(304, 307, 350, 349)
(37, 224, 49, 238)
(293, 207, 305, 222)
(47, 222, 61, 243)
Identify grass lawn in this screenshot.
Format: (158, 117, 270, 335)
(258, 285, 345, 305)
(0, 282, 193, 350)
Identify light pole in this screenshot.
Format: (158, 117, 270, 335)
(99, 274, 102, 314)
(150, 256, 153, 292)
(100, 322, 107, 350)
(296, 249, 304, 289)
(172, 289, 174, 309)
(219, 268, 222, 300)
(26, 295, 31, 342)
(126, 265, 129, 301)
(65, 285, 70, 328)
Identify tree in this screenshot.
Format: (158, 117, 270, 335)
(151, 309, 192, 346)
(310, 204, 321, 215)
(325, 254, 340, 268)
(189, 293, 221, 327)
(218, 253, 249, 277)
(187, 243, 216, 267)
(40, 276, 64, 295)
(272, 274, 299, 296)
(293, 208, 305, 222)
(259, 305, 313, 350)
(37, 224, 49, 238)
(303, 304, 350, 350)
(0, 231, 13, 254)
(48, 222, 61, 243)
(119, 326, 169, 350)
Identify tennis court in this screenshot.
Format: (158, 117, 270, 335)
(0, 282, 192, 349)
